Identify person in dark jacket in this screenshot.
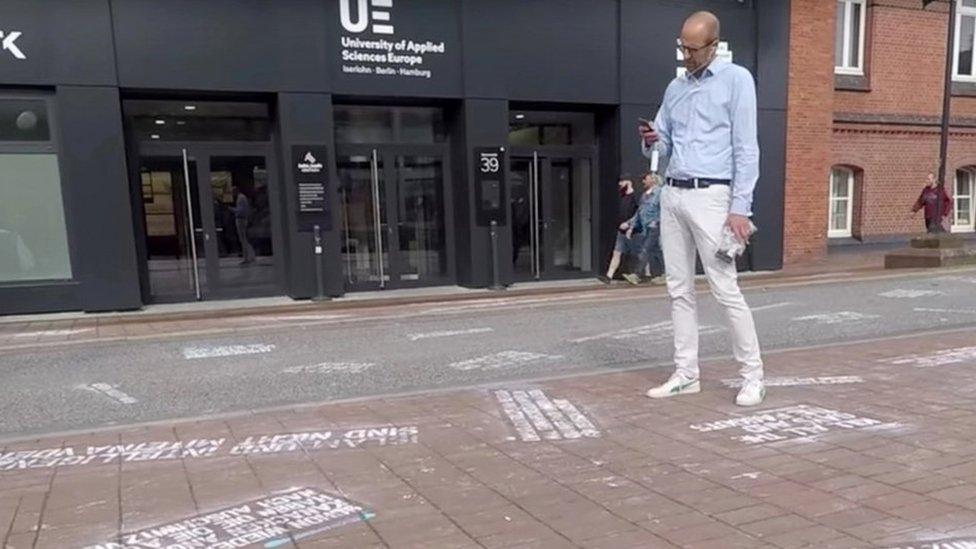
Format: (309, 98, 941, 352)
(912, 172, 953, 233)
(599, 174, 639, 283)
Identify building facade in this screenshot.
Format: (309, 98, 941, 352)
(0, 0, 788, 315)
(785, 0, 976, 264)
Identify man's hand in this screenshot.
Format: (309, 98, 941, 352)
(638, 124, 658, 147)
(619, 222, 630, 232)
(726, 214, 753, 243)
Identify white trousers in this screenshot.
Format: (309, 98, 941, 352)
(660, 184, 764, 383)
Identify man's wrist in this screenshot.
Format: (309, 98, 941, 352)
(729, 199, 752, 217)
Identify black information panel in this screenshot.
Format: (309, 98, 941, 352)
(474, 147, 506, 227)
(292, 145, 331, 231)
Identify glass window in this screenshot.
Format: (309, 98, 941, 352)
(334, 106, 446, 144)
(828, 167, 855, 238)
(508, 125, 573, 146)
(835, 0, 866, 75)
(123, 100, 273, 142)
(954, 169, 975, 231)
(956, 2, 976, 80)
(508, 111, 595, 146)
(0, 154, 73, 281)
(0, 100, 51, 142)
(834, 2, 845, 69)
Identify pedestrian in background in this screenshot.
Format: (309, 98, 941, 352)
(639, 10, 766, 406)
(622, 172, 666, 285)
(912, 172, 953, 233)
(599, 174, 640, 284)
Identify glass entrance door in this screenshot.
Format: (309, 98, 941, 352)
(337, 146, 451, 291)
(510, 153, 594, 281)
(139, 152, 207, 301)
(137, 144, 278, 301)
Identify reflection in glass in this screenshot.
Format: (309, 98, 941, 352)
(960, 15, 975, 76)
(848, 3, 862, 68)
(334, 106, 446, 144)
(831, 199, 849, 232)
(338, 155, 389, 284)
(510, 158, 538, 277)
(0, 154, 72, 281)
(139, 157, 206, 298)
(834, 1, 845, 68)
(209, 156, 275, 292)
(550, 159, 591, 272)
(395, 156, 447, 281)
(124, 100, 272, 142)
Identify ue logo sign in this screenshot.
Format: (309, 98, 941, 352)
(340, 0, 394, 35)
(0, 30, 26, 60)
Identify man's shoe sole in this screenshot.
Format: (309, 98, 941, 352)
(736, 388, 766, 407)
(646, 380, 701, 399)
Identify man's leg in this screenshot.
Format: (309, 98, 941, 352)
(607, 245, 623, 279)
(660, 188, 700, 382)
(685, 186, 763, 385)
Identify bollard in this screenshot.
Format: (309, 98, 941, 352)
(489, 220, 505, 291)
(312, 224, 329, 301)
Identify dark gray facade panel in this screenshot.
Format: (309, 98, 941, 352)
(620, 0, 756, 105)
(0, 283, 81, 315)
(756, 0, 791, 111)
(112, 0, 331, 92)
(752, 108, 786, 271)
(462, 0, 619, 104)
(458, 99, 509, 287)
(276, 93, 345, 299)
(57, 86, 142, 312)
(0, 0, 116, 86)
(327, 0, 463, 98)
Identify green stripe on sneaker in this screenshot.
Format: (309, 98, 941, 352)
(670, 380, 696, 394)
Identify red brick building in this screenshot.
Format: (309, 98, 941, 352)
(785, 0, 976, 264)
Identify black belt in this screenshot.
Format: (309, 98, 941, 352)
(666, 177, 731, 189)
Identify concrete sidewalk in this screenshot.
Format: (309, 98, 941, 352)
(3, 327, 976, 548)
(0, 243, 895, 328)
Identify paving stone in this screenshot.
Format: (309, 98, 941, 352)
(0, 329, 974, 547)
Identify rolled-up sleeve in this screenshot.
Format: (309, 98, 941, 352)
(730, 69, 760, 217)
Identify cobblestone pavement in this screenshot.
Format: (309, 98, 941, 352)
(3, 328, 976, 548)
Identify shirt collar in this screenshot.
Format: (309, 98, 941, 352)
(685, 59, 731, 81)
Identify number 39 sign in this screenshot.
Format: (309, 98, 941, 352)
(475, 147, 506, 226)
(480, 152, 500, 174)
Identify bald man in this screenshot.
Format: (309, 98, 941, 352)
(639, 11, 765, 406)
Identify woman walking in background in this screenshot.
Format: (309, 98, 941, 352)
(622, 172, 666, 285)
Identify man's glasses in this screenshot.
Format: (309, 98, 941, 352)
(676, 38, 717, 55)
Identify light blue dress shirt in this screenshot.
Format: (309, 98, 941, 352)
(642, 60, 760, 217)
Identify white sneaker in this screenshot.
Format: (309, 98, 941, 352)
(736, 381, 766, 407)
(646, 374, 701, 399)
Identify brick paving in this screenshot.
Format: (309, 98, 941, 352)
(2, 329, 976, 548)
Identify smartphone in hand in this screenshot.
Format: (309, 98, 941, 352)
(638, 117, 653, 130)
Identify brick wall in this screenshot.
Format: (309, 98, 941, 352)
(784, 0, 836, 263)
(786, 0, 976, 264)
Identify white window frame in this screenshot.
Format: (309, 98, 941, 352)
(953, 168, 975, 232)
(835, 0, 867, 76)
(953, 0, 976, 82)
(828, 168, 855, 238)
